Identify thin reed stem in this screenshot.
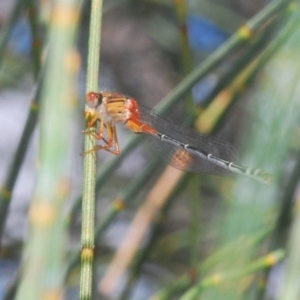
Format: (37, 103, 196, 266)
(0, 72, 43, 243)
(80, 0, 103, 299)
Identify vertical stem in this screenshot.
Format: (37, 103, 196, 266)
(0, 72, 43, 243)
(80, 0, 103, 299)
(15, 0, 80, 298)
(26, 0, 42, 78)
(173, 0, 197, 114)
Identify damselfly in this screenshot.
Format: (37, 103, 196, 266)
(84, 91, 272, 184)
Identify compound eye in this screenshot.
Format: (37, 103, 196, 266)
(86, 92, 102, 108)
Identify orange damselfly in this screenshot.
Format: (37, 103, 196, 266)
(84, 91, 272, 184)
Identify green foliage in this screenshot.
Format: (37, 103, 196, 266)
(1, 0, 300, 299)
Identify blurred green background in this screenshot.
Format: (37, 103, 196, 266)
(0, 0, 299, 299)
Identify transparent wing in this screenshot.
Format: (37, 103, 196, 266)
(138, 107, 238, 175)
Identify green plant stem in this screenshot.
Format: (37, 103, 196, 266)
(173, 0, 192, 74)
(80, 0, 103, 299)
(179, 249, 285, 300)
(26, 0, 42, 78)
(279, 192, 300, 299)
(15, 0, 80, 298)
(0, 71, 43, 244)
